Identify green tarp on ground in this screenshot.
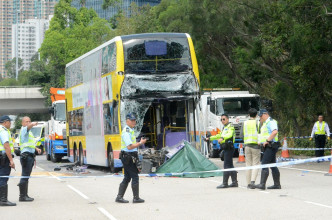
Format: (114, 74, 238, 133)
(156, 141, 223, 178)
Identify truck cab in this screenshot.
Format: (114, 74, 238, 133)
(45, 89, 67, 163)
(201, 88, 260, 157)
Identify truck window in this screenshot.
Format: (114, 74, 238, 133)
(216, 98, 259, 115)
(55, 103, 66, 121)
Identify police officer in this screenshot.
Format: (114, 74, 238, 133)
(18, 116, 41, 202)
(205, 114, 237, 189)
(243, 108, 260, 189)
(0, 115, 16, 206)
(115, 113, 146, 203)
(256, 109, 281, 190)
(310, 114, 330, 157)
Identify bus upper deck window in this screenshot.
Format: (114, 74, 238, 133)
(145, 41, 167, 56)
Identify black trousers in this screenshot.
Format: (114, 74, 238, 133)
(315, 135, 326, 157)
(121, 154, 139, 185)
(261, 146, 279, 175)
(19, 153, 35, 184)
(0, 158, 10, 187)
(223, 146, 235, 169)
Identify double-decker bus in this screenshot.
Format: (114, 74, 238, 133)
(65, 33, 203, 172)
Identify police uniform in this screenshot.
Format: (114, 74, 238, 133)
(115, 113, 144, 203)
(256, 116, 281, 190)
(0, 116, 16, 206)
(243, 118, 260, 188)
(210, 123, 237, 188)
(310, 121, 330, 157)
(18, 126, 36, 202)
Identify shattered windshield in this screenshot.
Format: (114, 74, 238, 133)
(216, 97, 260, 115)
(123, 37, 192, 74)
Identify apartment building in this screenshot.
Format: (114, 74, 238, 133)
(0, 0, 58, 78)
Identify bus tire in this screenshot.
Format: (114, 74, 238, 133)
(73, 145, 77, 163)
(107, 144, 115, 173)
(78, 145, 83, 166)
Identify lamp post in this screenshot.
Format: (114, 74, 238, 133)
(15, 10, 20, 81)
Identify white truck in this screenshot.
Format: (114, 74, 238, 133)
(44, 88, 67, 162)
(201, 88, 261, 157)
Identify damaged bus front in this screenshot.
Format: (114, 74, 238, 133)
(120, 34, 203, 172)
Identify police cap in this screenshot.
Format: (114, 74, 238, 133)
(126, 113, 137, 120)
(0, 115, 12, 123)
(258, 109, 268, 117)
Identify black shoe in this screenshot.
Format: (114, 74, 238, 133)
(18, 182, 34, 202)
(256, 169, 269, 190)
(267, 185, 281, 189)
(115, 182, 129, 203)
(0, 185, 16, 206)
(132, 184, 145, 203)
(229, 171, 238, 187)
(270, 170, 281, 190)
(255, 184, 266, 190)
(216, 184, 228, 189)
(247, 181, 256, 189)
(115, 196, 129, 203)
(133, 197, 145, 203)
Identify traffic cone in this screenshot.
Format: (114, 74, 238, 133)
(281, 137, 289, 158)
(237, 143, 245, 163)
(325, 149, 332, 176)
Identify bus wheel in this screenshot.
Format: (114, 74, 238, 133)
(108, 150, 115, 173)
(73, 146, 77, 163)
(78, 146, 83, 166)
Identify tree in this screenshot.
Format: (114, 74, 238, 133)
(4, 57, 23, 79)
(102, 0, 121, 10)
(40, 0, 115, 89)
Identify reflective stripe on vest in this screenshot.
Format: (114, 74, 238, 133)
(19, 128, 36, 150)
(243, 119, 258, 144)
(0, 126, 14, 153)
(121, 126, 136, 150)
(315, 121, 326, 135)
(259, 118, 278, 143)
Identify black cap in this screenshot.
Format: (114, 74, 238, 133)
(0, 115, 12, 123)
(126, 113, 137, 120)
(258, 109, 268, 117)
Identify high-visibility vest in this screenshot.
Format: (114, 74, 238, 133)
(121, 125, 136, 150)
(0, 126, 14, 153)
(315, 121, 326, 135)
(243, 119, 259, 144)
(259, 118, 278, 143)
(19, 128, 36, 151)
(210, 123, 235, 144)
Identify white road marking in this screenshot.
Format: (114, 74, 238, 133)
(281, 167, 326, 174)
(305, 201, 332, 209)
(36, 166, 44, 171)
(67, 184, 89, 200)
(49, 172, 63, 181)
(97, 207, 118, 220)
(259, 191, 270, 194)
